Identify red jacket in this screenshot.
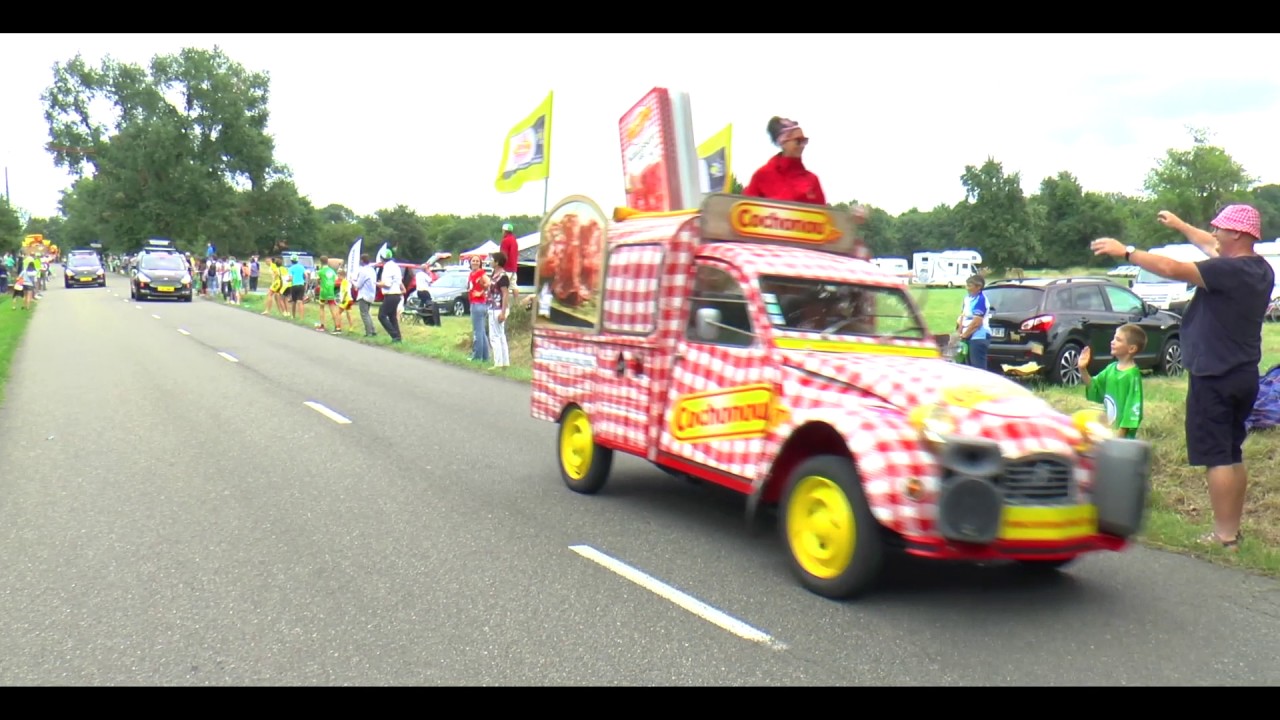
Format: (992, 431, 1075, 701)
(743, 154, 825, 205)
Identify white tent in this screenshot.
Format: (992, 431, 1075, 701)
(459, 240, 500, 258)
(517, 233, 539, 252)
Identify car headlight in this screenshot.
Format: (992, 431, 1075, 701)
(1071, 407, 1114, 450)
(181, 274, 192, 284)
(66, 270, 73, 277)
(96, 268, 104, 275)
(137, 273, 151, 283)
(908, 403, 956, 445)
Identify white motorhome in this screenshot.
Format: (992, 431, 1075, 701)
(912, 249, 982, 286)
(1129, 243, 1211, 310)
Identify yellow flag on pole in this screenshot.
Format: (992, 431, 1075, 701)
(495, 91, 553, 193)
(697, 123, 732, 194)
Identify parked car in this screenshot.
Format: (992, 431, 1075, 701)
(1107, 264, 1140, 278)
(427, 267, 472, 316)
(981, 276, 1183, 385)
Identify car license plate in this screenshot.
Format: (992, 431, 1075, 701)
(999, 504, 1097, 541)
(156, 286, 174, 292)
(80, 277, 93, 282)
(990, 327, 1005, 338)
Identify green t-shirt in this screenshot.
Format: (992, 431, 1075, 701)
(1085, 362, 1143, 436)
(318, 265, 337, 300)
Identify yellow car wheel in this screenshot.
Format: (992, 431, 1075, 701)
(558, 405, 612, 494)
(781, 455, 884, 599)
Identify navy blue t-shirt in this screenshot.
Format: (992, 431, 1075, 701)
(1181, 254, 1274, 376)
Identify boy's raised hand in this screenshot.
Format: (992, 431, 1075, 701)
(1077, 346, 1091, 370)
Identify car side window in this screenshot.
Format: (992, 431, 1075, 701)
(1104, 285, 1144, 314)
(686, 265, 754, 347)
(1074, 285, 1106, 311)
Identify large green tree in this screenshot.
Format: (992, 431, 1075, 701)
(957, 158, 1037, 273)
(42, 47, 292, 254)
(1143, 126, 1254, 229)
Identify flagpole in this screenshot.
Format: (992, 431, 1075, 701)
(543, 179, 549, 216)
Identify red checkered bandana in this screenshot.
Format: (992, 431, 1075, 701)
(1211, 204, 1262, 240)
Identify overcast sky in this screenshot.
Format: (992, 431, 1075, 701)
(2, 33, 1278, 224)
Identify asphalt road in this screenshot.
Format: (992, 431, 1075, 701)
(1, 280, 1278, 686)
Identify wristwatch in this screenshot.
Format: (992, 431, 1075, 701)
(1125, 245, 1135, 261)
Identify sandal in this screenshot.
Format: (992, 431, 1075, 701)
(1201, 530, 1243, 551)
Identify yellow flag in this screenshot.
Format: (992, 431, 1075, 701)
(697, 123, 732, 194)
(495, 91, 553, 193)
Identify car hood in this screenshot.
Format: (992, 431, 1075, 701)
(778, 350, 1082, 456)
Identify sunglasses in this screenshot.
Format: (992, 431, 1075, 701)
(789, 137, 810, 146)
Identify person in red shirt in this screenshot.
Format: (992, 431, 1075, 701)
(499, 223, 519, 273)
(743, 116, 870, 259)
(743, 117, 825, 205)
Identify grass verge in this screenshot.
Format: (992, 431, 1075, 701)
(0, 298, 37, 407)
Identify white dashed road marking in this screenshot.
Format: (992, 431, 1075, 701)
(177, 329, 190, 335)
(569, 544, 785, 649)
(152, 314, 161, 319)
(217, 351, 239, 363)
(303, 401, 352, 425)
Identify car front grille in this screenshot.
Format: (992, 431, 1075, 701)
(996, 456, 1073, 504)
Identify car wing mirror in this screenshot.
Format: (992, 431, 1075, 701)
(695, 307, 722, 341)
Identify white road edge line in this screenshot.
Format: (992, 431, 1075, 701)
(303, 401, 352, 425)
(217, 351, 239, 363)
(569, 544, 785, 649)
(177, 328, 190, 335)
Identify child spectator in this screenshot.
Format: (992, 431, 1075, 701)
(1077, 323, 1146, 438)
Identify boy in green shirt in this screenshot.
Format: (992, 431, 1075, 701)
(1078, 323, 1146, 438)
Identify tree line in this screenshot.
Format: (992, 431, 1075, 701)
(2, 47, 1275, 273)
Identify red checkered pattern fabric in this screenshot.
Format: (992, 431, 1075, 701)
(1211, 204, 1262, 240)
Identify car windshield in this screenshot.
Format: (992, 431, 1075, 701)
(68, 257, 100, 268)
(140, 253, 186, 271)
(758, 276, 927, 339)
(982, 286, 1044, 315)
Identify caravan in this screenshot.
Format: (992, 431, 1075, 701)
(912, 249, 982, 286)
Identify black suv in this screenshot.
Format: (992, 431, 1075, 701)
(981, 276, 1184, 385)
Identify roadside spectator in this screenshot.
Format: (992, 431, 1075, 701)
(287, 256, 306, 319)
(467, 255, 491, 363)
(337, 269, 355, 331)
(355, 254, 378, 337)
(499, 222, 519, 274)
(377, 250, 403, 343)
(488, 251, 514, 368)
(314, 256, 341, 333)
(249, 256, 260, 292)
(1091, 204, 1274, 551)
(1078, 323, 1146, 438)
(955, 274, 993, 372)
(262, 257, 281, 315)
